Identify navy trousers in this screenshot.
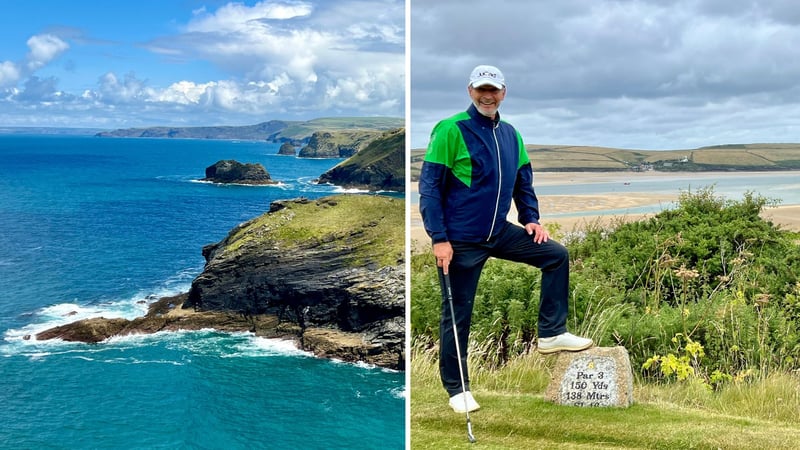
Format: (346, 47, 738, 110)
(439, 222, 569, 397)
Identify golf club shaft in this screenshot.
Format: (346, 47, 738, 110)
(440, 268, 476, 443)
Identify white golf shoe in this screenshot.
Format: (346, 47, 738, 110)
(449, 391, 480, 413)
(537, 332, 593, 354)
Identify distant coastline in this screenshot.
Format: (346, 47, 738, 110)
(0, 127, 106, 135)
(94, 117, 404, 143)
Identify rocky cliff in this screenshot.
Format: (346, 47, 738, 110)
(317, 128, 404, 192)
(298, 130, 384, 158)
(35, 194, 405, 370)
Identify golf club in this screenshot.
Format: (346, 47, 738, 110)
(439, 267, 476, 444)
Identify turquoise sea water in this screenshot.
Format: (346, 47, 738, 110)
(0, 135, 405, 449)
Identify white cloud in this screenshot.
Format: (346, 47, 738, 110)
(97, 72, 157, 103)
(156, 80, 217, 105)
(156, 0, 404, 115)
(0, 33, 68, 89)
(1, 1, 404, 128)
(0, 61, 21, 87)
(186, 1, 314, 33)
(25, 34, 69, 72)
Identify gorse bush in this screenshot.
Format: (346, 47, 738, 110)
(411, 187, 800, 383)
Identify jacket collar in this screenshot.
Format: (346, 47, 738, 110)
(467, 103, 500, 128)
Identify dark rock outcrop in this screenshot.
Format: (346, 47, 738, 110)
(35, 194, 405, 370)
(202, 160, 276, 185)
(36, 317, 130, 343)
(278, 142, 296, 155)
(318, 128, 404, 192)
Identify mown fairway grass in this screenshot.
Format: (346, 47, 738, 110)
(411, 354, 800, 449)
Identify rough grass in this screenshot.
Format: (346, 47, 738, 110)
(223, 194, 403, 267)
(411, 348, 800, 449)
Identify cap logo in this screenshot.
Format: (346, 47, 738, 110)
(469, 65, 505, 88)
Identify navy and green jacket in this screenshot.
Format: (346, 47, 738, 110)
(419, 104, 541, 244)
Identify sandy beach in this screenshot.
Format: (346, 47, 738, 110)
(410, 172, 800, 252)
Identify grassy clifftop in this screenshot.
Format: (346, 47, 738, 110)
(278, 117, 404, 140)
(221, 194, 403, 268)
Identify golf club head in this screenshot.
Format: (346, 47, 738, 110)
(467, 421, 476, 443)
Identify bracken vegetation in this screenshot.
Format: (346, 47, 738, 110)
(412, 187, 800, 391)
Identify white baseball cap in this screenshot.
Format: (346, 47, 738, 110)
(469, 65, 505, 89)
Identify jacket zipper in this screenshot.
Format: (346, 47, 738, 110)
(486, 122, 502, 241)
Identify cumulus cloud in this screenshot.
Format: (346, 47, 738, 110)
(95, 73, 146, 104)
(186, 1, 314, 32)
(0, 61, 21, 87)
(0, 33, 69, 89)
(1, 0, 404, 128)
(25, 34, 70, 72)
(139, 0, 404, 119)
(411, 0, 800, 149)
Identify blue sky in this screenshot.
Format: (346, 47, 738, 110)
(0, 0, 405, 129)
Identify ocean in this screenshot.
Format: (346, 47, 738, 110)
(0, 135, 405, 449)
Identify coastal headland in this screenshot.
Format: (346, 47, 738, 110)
(38, 195, 405, 370)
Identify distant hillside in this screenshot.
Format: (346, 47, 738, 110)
(410, 143, 800, 179)
(278, 117, 404, 141)
(523, 143, 800, 172)
(95, 117, 403, 143)
(318, 128, 405, 192)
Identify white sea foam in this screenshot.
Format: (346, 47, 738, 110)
(2, 272, 194, 347)
(102, 329, 311, 359)
(352, 360, 378, 370)
(189, 178, 287, 188)
(333, 186, 370, 194)
(390, 386, 407, 399)
(227, 335, 313, 358)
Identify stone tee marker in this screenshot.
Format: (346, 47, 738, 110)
(544, 346, 634, 407)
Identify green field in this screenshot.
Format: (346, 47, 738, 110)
(410, 143, 800, 179)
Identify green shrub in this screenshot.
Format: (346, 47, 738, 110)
(411, 187, 800, 379)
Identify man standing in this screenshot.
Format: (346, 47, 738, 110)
(418, 65, 593, 413)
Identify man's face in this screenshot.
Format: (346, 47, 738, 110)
(468, 85, 506, 119)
